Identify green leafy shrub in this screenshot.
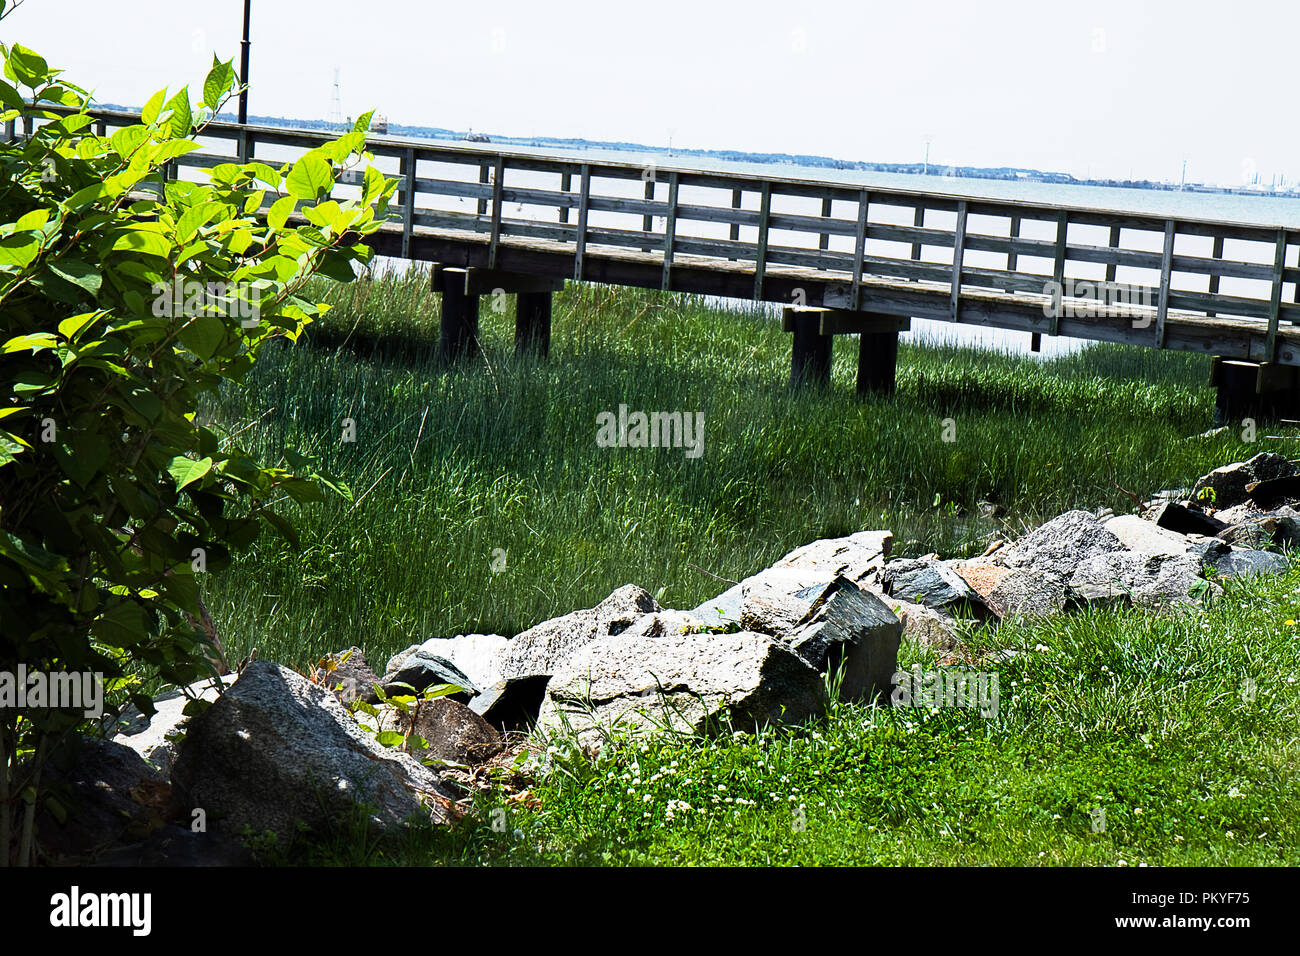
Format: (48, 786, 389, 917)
(0, 37, 396, 865)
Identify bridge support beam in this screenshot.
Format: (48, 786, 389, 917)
(787, 309, 833, 388)
(516, 291, 552, 358)
(783, 307, 908, 393)
(1211, 358, 1300, 425)
(434, 268, 480, 365)
(857, 326, 899, 397)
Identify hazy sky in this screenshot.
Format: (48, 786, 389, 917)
(4, 0, 1297, 186)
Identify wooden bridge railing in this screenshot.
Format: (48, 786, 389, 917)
(12, 108, 1300, 364)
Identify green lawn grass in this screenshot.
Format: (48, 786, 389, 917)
(198, 268, 1297, 866)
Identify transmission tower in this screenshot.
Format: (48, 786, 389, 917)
(328, 67, 343, 130)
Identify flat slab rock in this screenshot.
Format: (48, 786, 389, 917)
(537, 630, 828, 752)
(693, 530, 893, 626)
(498, 584, 660, 681)
(171, 661, 456, 841)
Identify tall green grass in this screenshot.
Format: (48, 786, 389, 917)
(203, 266, 1261, 670)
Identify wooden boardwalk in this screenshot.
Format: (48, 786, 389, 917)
(26, 108, 1300, 408)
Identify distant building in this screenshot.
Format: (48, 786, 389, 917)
(370, 113, 388, 134)
(464, 131, 491, 143)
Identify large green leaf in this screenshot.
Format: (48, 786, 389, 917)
(286, 156, 333, 200)
(167, 455, 212, 490)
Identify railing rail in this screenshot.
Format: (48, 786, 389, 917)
(12, 107, 1300, 361)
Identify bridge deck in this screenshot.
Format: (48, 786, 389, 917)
(22, 108, 1300, 367)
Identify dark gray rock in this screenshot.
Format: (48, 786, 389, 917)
(387, 634, 508, 690)
(1192, 452, 1296, 510)
(883, 558, 979, 610)
(375, 651, 479, 703)
(785, 576, 901, 701)
(1153, 500, 1226, 537)
(399, 697, 503, 766)
(498, 584, 660, 681)
(171, 661, 456, 841)
(883, 597, 963, 650)
(1207, 548, 1288, 579)
(536, 630, 827, 752)
(34, 737, 172, 861)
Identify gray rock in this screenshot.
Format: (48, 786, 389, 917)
(1192, 452, 1297, 510)
(536, 630, 827, 752)
(1001, 511, 1124, 578)
(109, 674, 235, 775)
(1207, 548, 1288, 579)
(784, 577, 901, 700)
(1187, 537, 1232, 563)
(398, 697, 503, 766)
(884, 597, 963, 650)
(984, 568, 1067, 619)
(34, 737, 171, 861)
(692, 530, 893, 626)
(883, 558, 979, 610)
(388, 634, 508, 690)
(171, 661, 456, 841)
(376, 651, 479, 702)
(1068, 551, 1214, 608)
(738, 585, 814, 635)
(313, 647, 381, 705)
(498, 584, 660, 681)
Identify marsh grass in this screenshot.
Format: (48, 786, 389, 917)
(203, 266, 1256, 670)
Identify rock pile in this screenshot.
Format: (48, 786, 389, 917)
(45, 453, 1292, 863)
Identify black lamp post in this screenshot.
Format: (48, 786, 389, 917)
(238, 0, 251, 125)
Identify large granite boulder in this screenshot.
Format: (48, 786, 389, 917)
(1067, 552, 1214, 608)
(171, 661, 457, 841)
(1104, 515, 1194, 558)
(1001, 511, 1124, 579)
(109, 674, 235, 775)
(536, 631, 827, 751)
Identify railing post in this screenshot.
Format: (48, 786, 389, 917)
(573, 163, 590, 281)
(817, 195, 832, 270)
(400, 147, 416, 259)
(1104, 225, 1121, 304)
(237, 127, 252, 164)
(559, 171, 572, 225)
(477, 161, 490, 217)
(1155, 219, 1175, 347)
(950, 200, 968, 321)
(661, 171, 679, 291)
(1007, 215, 1021, 271)
(910, 206, 924, 266)
(851, 188, 869, 311)
(1266, 228, 1287, 363)
(1050, 213, 1068, 335)
(728, 187, 742, 261)
(753, 181, 771, 301)
(488, 155, 505, 269)
(1207, 234, 1224, 318)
